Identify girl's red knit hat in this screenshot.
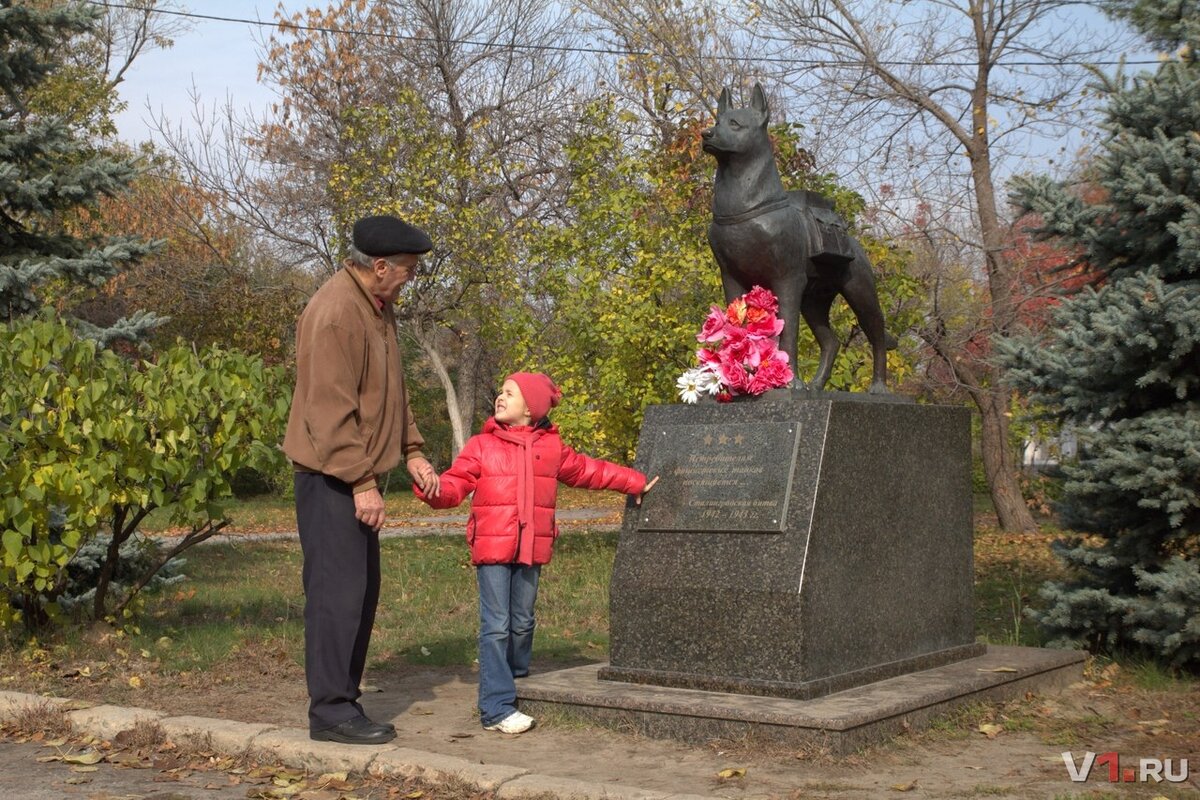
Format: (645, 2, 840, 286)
(507, 372, 562, 422)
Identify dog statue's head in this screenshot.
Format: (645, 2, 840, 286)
(701, 83, 771, 161)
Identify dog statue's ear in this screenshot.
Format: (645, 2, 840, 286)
(717, 87, 730, 116)
(750, 82, 769, 122)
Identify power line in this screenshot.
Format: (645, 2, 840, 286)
(86, 0, 1163, 69)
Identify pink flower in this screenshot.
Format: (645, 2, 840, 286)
(719, 327, 752, 364)
(748, 358, 793, 394)
(745, 285, 779, 314)
(745, 313, 784, 339)
(680, 287, 793, 402)
(718, 358, 750, 392)
(696, 305, 728, 342)
(696, 346, 721, 367)
(746, 337, 779, 368)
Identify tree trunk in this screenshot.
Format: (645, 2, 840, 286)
(412, 327, 468, 456)
(976, 389, 1038, 532)
(967, 112, 1037, 532)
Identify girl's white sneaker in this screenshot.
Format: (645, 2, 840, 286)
(483, 710, 535, 734)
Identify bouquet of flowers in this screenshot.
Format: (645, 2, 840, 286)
(677, 285, 794, 403)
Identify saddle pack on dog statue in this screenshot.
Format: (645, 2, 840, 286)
(789, 190, 856, 266)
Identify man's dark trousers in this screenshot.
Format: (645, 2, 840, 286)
(295, 472, 381, 732)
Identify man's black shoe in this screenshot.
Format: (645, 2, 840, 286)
(374, 719, 396, 733)
(310, 717, 396, 745)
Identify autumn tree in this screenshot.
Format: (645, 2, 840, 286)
(162, 0, 584, 457)
(68, 154, 312, 363)
(753, 0, 1132, 531)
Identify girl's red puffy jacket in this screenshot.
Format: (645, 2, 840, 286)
(415, 417, 646, 566)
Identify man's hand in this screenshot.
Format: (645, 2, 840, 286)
(354, 487, 387, 530)
(635, 475, 659, 506)
(409, 457, 440, 498)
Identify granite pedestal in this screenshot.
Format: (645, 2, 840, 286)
(516, 391, 1083, 748)
(604, 391, 983, 697)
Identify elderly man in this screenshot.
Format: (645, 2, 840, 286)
(284, 214, 440, 745)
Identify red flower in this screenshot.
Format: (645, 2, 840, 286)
(748, 358, 793, 394)
(745, 314, 784, 339)
(745, 285, 779, 314)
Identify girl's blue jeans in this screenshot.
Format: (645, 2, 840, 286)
(476, 563, 541, 727)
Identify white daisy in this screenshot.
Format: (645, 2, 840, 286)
(676, 368, 705, 403)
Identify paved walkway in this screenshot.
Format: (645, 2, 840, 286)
(0, 689, 715, 800)
(1, 510, 721, 800)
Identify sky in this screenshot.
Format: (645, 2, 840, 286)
(113, 1, 308, 145)
(112, 2, 1160, 159)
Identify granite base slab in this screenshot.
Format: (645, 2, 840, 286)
(517, 645, 1085, 754)
(598, 642, 985, 700)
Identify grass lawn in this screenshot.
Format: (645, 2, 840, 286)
(66, 530, 617, 676)
(3, 513, 1081, 676)
(139, 486, 627, 535)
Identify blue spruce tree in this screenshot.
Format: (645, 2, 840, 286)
(0, 1, 159, 343)
(998, 1, 1200, 668)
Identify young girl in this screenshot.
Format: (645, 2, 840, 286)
(414, 372, 657, 734)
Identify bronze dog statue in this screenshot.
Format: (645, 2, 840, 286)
(702, 83, 890, 393)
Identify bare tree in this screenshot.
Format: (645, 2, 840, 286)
(573, 0, 760, 141)
(155, 0, 585, 456)
(92, 0, 187, 90)
(754, 0, 1131, 530)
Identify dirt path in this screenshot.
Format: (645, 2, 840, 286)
(33, 657, 1198, 799)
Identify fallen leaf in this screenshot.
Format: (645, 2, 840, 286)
(404, 791, 425, 799)
(419, 646, 431, 656)
(314, 771, 348, 784)
(40, 737, 68, 747)
(128, 675, 143, 689)
(891, 779, 919, 791)
(69, 765, 100, 773)
(717, 767, 746, 779)
(107, 751, 150, 768)
(62, 749, 104, 765)
(977, 666, 1018, 673)
(978, 723, 1004, 739)
(409, 708, 434, 716)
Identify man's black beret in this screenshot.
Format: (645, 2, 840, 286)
(352, 214, 433, 257)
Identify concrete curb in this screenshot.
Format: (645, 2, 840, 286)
(0, 690, 718, 799)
